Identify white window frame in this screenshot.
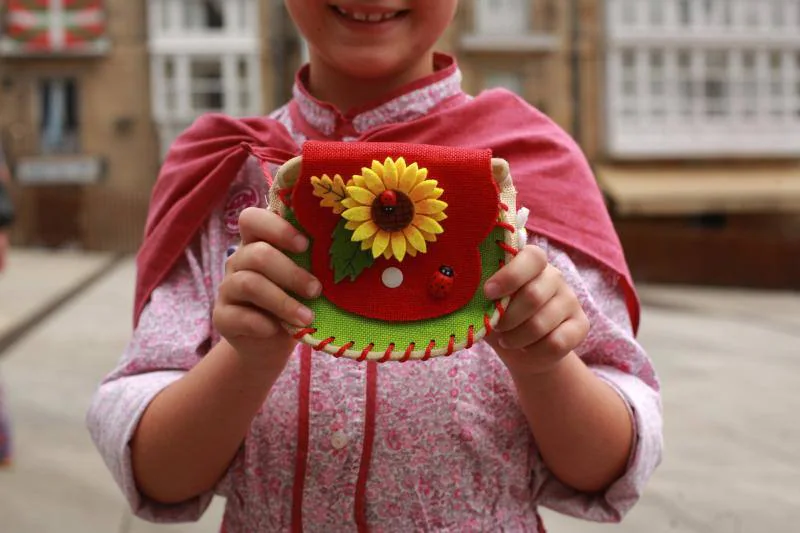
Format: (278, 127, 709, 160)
(148, 0, 257, 38)
(462, 0, 557, 53)
(605, 0, 800, 159)
(474, 0, 531, 36)
(150, 52, 262, 157)
(146, 0, 262, 158)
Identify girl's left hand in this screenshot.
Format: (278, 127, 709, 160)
(483, 245, 590, 375)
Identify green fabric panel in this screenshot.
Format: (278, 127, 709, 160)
(286, 209, 504, 351)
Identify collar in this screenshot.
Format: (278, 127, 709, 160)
(289, 53, 466, 140)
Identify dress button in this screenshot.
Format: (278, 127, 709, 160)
(331, 430, 349, 450)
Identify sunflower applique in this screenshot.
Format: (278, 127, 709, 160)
(312, 157, 448, 268)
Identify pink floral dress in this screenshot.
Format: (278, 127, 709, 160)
(87, 55, 663, 532)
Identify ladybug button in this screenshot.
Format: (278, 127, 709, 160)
(428, 265, 455, 300)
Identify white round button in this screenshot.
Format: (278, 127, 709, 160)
(331, 431, 349, 450)
(382, 267, 403, 289)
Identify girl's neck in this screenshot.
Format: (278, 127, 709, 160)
(306, 53, 436, 114)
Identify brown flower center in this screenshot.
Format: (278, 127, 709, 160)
(372, 190, 414, 232)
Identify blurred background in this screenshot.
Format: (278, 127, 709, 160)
(0, 1, 798, 532)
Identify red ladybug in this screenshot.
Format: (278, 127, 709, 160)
(379, 190, 398, 207)
(428, 265, 455, 300)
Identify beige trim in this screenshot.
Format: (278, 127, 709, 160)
(597, 164, 800, 216)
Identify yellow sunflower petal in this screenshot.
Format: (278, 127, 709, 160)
(413, 167, 429, 188)
(372, 230, 390, 258)
(430, 211, 448, 222)
(352, 220, 379, 242)
(351, 175, 366, 188)
(420, 230, 438, 243)
(415, 199, 448, 215)
(383, 158, 398, 190)
(398, 162, 419, 193)
(346, 186, 376, 206)
(413, 214, 444, 235)
(407, 246, 418, 257)
(383, 248, 393, 260)
(342, 206, 372, 222)
(391, 232, 407, 262)
(362, 168, 385, 195)
(402, 225, 427, 254)
(371, 160, 384, 179)
(341, 197, 359, 209)
(430, 188, 444, 200)
(345, 220, 361, 231)
(395, 157, 407, 179)
(409, 180, 439, 202)
(361, 235, 375, 251)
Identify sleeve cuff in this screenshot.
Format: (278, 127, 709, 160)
(534, 366, 663, 523)
(87, 371, 216, 523)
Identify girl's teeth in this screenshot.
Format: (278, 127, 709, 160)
(335, 7, 400, 22)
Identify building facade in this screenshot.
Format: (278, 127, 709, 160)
(446, 0, 573, 131)
(2, 1, 798, 287)
(585, 0, 800, 288)
(0, 0, 158, 252)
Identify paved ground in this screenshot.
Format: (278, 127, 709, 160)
(1, 249, 799, 532)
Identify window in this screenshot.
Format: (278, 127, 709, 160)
(605, 0, 800, 158)
(190, 58, 224, 112)
(474, 0, 530, 36)
(614, 0, 800, 30)
(38, 79, 79, 154)
(184, 0, 224, 30)
(151, 53, 261, 157)
(148, 0, 255, 35)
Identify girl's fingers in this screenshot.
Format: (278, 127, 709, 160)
(220, 270, 315, 328)
(495, 265, 561, 333)
(238, 207, 309, 254)
(484, 245, 548, 300)
(212, 303, 282, 339)
(496, 290, 573, 350)
(529, 315, 591, 359)
(228, 241, 321, 300)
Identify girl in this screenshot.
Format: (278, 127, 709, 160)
(88, 1, 663, 531)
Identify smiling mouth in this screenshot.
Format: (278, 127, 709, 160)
(330, 5, 409, 23)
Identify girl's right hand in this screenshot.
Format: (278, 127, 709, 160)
(213, 207, 321, 365)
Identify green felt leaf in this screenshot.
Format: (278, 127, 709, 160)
(330, 219, 374, 283)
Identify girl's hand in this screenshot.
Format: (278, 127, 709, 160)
(213, 207, 321, 365)
(484, 245, 590, 376)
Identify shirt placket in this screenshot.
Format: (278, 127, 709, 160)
(300, 358, 369, 529)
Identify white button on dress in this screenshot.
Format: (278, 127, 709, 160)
(331, 430, 349, 450)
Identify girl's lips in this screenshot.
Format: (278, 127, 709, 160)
(329, 4, 410, 24)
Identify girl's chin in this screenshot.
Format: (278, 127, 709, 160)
(327, 48, 427, 80)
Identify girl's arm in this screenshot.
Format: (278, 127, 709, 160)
(88, 162, 318, 521)
(485, 236, 661, 498)
(130, 207, 318, 504)
(130, 338, 287, 504)
(508, 352, 633, 493)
